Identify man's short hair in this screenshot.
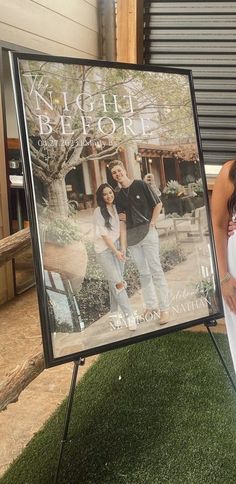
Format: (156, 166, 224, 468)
(108, 160, 125, 171)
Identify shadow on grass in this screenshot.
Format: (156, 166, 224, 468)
(1, 331, 236, 484)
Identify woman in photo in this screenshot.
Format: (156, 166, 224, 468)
(93, 183, 137, 331)
(211, 160, 236, 371)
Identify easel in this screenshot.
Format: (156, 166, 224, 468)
(53, 319, 236, 484)
(53, 357, 85, 484)
(204, 320, 236, 392)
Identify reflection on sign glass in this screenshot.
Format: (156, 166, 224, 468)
(11, 54, 222, 366)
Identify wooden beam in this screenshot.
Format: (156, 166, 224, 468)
(7, 138, 20, 150)
(116, 0, 144, 63)
(207, 177, 216, 205)
(0, 227, 31, 267)
(0, 349, 44, 411)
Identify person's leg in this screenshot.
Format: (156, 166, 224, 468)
(96, 249, 135, 328)
(141, 228, 169, 316)
(107, 283, 123, 328)
(109, 257, 129, 325)
(108, 256, 126, 328)
(128, 243, 158, 310)
(109, 285, 118, 313)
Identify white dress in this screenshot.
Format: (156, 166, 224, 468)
(223, 230, 236, 373)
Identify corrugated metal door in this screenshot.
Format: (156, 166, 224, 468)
(144, 1, 236, 165)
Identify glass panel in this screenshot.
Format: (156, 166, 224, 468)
(14, 57, 222, 363)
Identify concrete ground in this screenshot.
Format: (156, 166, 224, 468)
(0, 288, 97, 477)
(0, 234, 227, 478)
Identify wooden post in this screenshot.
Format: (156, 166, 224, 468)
(175, 158, 181, 184)
(207, 177, 216, 206)
(0, 47, 14, 303)
(159, 154, 166, 188)
(90, 155, 102, 207)
(116, 0, 144, 63)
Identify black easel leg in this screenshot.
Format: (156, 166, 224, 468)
(205, 322, 236, 393)
(54, 358, 83, 484)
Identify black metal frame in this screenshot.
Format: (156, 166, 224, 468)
(9, 51, 224, 368)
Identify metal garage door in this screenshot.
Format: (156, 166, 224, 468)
(144, 1, 236, 165)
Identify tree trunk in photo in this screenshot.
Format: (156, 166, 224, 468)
(47, 177, 69, 218)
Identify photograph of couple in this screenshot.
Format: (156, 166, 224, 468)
(13, 55, 222, 363)
(93, 160, 169, 332)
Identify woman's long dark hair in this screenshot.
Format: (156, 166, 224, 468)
(227, 160, 236, 216)
(96, 183, 115, 230)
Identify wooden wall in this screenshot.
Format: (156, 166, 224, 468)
(0, 0, 100, 304)
(0, 0, 99, 58)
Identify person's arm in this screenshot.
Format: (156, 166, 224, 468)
(115, 194, 127, 254)
(211, 161, 236, 313)
(94, 208, 125, 261)
(102, 234, 125, 261)
(119, 219, 127, 254)
(150, 201, 163, 227)
(141, 180, 162, 227)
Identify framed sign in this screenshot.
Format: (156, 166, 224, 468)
(10, 52, 223, 367)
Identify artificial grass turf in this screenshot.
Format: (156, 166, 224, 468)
(1, 331, 236, 484)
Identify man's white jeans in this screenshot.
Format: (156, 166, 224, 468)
(128, 227, 169, 311)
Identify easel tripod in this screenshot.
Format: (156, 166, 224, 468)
(53, 357, 85, 484)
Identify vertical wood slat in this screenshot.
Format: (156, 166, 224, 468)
(99, 0, 116, 61)
(0, 47, 14, 303)
(116, 0, 144, 63)
(143, 1, 236, 166)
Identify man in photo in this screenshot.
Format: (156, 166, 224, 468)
(109, 160, 169, 324)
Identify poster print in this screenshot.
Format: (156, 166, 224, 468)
(10, 53, 223, 366)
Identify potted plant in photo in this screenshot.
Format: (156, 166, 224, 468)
(191, 179, 204, 208)
(196, 277, 218, 315)
(162, 180, 185, 215)
(42, 217, 88, 294)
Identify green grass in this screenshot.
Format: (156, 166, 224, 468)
(1, 331, 236, 484)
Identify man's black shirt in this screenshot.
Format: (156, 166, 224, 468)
(115, 180, 161, 246)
